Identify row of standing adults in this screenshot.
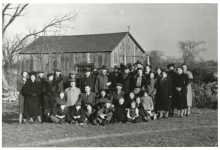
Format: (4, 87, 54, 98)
(17, 60, 193, 124)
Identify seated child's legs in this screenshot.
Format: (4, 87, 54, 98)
(49, 115, 60, 123)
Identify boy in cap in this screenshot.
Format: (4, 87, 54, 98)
(53, 68, 64, 91)
(110, 83, 125, 106)
(93, 100, 114, 126)
(68, 103, 86, 125)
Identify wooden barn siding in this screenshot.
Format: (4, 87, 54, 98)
(110, 34, 144, 68)
(19, 52, 111, 76)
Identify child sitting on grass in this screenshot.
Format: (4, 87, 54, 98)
(141, 90, 156, 121)
(68, 103, 86, 125)
(126, 101, 142, 123)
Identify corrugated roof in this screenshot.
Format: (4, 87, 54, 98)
(20, 32, 145, 54)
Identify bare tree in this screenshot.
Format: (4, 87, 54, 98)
(178, 41, 206, 65)
(149, 50, 164, 67)
(2, 4, 78, 72)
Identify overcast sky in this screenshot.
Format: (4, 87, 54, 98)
(4, 3, 218, 60)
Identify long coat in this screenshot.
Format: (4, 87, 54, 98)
(43, 80, 59, 109)
(22, 80, 41, 117)
(36, 76, 46, 107)
(133, 75, 146, 95)
(121, 73, 133, 94)
(109, 72, 122, 90)
(173, 73, 189, 109)
(17, 75, 27, 114)
(145, 78, 157, 102)
(155, 77, 172, 111)
(95, 74, 109, 93)
(65, 87, 81, 108)
(79, 74, 96, 93)
(53, 74, 64, 91)
(183, 70, 193, 107)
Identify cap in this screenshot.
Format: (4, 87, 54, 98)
(37, 70, 45, 73)
(29, 71, 37, 76)
(124, 65, 129, 70)
(145, 64, 152, 69)
(74, 103, 81, 107)
(136, 60, 143, 65)
(167, 63, 175, 69)
(47, 73, 54, 78)
(114, 65, 120, 69)
(69, 78, 76, 83)
(105, 100, 112, 104)
(137, 67, 143, 71)
(54, 68, 62, 72)
(69, 71, 77, 75)
(116, 83, 123, 87)
(101, 65, 108, 70)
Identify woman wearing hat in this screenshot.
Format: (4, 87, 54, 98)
(173, 66, 189, 117)
(22, 71, 42, 124)
(155, 70, 172, 119)
(17, 71, 29, 124)
(182, 64, 193, 116)
(155, 67, 162, 79)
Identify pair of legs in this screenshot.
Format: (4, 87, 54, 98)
(127, 116, 142, 123)
(177, 109, 185, 117)
(159, 110, 169, 118)
(184, 107, 191, 116)
(19, 113, 26, 123)
(93, 115, 112, 125)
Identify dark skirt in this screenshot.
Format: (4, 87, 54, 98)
(174, 91, 187, 110)
(19, 93, 24, 114)
(24, 96, 41, 117)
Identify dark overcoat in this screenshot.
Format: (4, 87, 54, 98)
(155, 77, 172, 111)
(53, 74, 64, 91)
(22, 79, 41, 117)
(78, 75, 96, 92)
(108, 72, 122, 90)
(121, 73, 133, 94)
(145, 78, 157, 101)
(173, 73, 189, 109)
(110, 90, 125, 106)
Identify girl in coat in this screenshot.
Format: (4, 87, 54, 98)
(22, 71, 42, 124)
(17, 71, 29, 124)
(182, 64, 193, 116)
(174, 67, 189, 117)
(155, 70, 172, 119)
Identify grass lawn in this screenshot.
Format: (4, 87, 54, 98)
(2, 102, 218, 147)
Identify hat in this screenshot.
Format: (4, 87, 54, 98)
(29, 71, 37, 76)
(100, 89, 107, 93)
(69, 78, 76, 83)
(37, 70, 44, 73)
(124, 65, 129, 70)
(167, 63, 175, 69)
(84, 67, 91, 72)
(69, 71, 77, 75)
(137, 67, 143, 71)
(47, 73, 54, 78)
(54, 68, 62, 72)
(145, 64, 152, 69)
(136, 60, 143, 65)
(116, 83, 123, 87)
(101, 65, 108, 70)
(114, 65, 120, 69)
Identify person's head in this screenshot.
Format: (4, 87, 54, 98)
(105, 100, 112, 108)
(75, 105, 81, 110)
(70, 81, 76, 87)
(55, 71, 61, 76)
(181, 64, 188, 71)
(149, 71, 155, 79)
(155, 67, 162, 75)
(119, 97, 125, 105)
(59, 91, 65, 98)
(143, 91, 148, 97)
(131, 101, 136, 109)
(130, 64, 135, 70)
(114, 66, 119, 73)
(145, 65, 151, 72)
(100, 89, 106, 97)
(116, 83, 123, 91)
(136, 60, 143, 69)
(60, 104, 65, 110)
(167, 63, 175, 70)
(21, 71, 28, 78)
(129, 92, 135, 99)
(137, 68, 143, 76)
(177, 67, 183, 74)
(69, 71, 77, 78)
(162, 70, 168, 78)
(124, 68, 130, 74)
(86, 104, 92, 111)
(29, 71, 37, 81)
(84, 68, 91, 77)
(37, 71, 44, 78)
(135, 97, 141, 104)
(101, 65, 108, 74)
(85, 85, 91, 93)
(47, 73, 54, 81)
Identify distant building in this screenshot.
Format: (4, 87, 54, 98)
(19, 32, 145, 75)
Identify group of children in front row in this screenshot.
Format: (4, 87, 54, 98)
(51, 85, 156, 126)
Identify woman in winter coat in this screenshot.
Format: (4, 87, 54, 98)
(173, 67, 189, 117)
(22, 71, 42, 124)
(144, 71, 157, 103)
(155, 70, 172, 119)
(182, 64, 193, 116)
(17, 71, 29, 124)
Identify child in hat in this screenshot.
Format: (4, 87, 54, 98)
(68, 103, 86, 125)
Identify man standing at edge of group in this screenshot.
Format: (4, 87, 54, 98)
(53, 68, 64, 91)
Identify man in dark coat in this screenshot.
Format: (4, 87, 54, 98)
(63, 71, 79, 90)
(67, 103, 86, 124)
(43, 73, 60, 122)
(167, 63, 178, 117)
(76, 85, 96, 110)
(109, 65, 122, 92)
(133, 68, 146, 96)
(110, 83, 125, 106)
(113, 97, 127, 123)
(79, 67, 96, 93)
(121, 65, 133, 97)
(173, 67, 189, 117)
(53, 68, 64, 91)
(95, 65, 111, 93)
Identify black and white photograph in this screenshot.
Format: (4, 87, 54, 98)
(1, 1, 218, 147)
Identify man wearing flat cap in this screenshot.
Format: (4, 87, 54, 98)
(79, 67, 96, 93)
(95, 65, 111, 93)
(110, 83, 125, 106)
(53, 68, 64, 91)
(63, 71, 79, 90)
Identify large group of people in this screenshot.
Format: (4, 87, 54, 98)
(17, 60, 193, 125)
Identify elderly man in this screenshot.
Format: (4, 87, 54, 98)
(53, 68, 64, 91)
(79, 67, 96, 93)
(95, 65, 111, 93)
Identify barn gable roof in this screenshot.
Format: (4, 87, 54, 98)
(20, 32, 145, 54)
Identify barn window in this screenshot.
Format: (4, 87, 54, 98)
(76, 63, 94, 73)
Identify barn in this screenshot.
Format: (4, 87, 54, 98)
(19, 32, 146, 76)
